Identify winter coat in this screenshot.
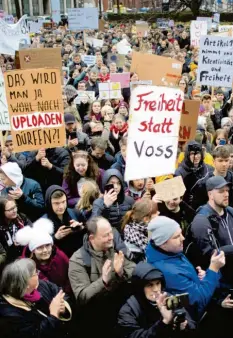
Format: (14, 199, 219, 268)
(1, 178, 44, 222)
(146, 241, 220, 319)
(124, 221, 148, 263)
(91, 169, 135, 233)
(7, 153, 27, 171)
(111, 152, 126, 177)
(90, 151, 116, 171)
(42, 185, 86, 257)
(0, 280, 71, 338)
(117, 262, 196, 338)
(24, 148, 70, 194)
(22, 245, 71, 294)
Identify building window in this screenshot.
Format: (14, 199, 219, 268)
(0, 0, 3, 10)
(32, 0, 39, 15)
(60, 0, 64, 11)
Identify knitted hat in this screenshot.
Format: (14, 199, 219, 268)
(0, 162, 23, 187)
(15, 219, 54, 252)
(148, 216, 180, 246)
(64, 85, 78, 102)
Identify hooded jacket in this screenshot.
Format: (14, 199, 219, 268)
(125, 179, 146, 201)
(146, 241, 220, 318)
(42, 185, 85, 258)
(175, 141, 212, 206)
(91, 169, 134, 233)
(111, 152, 126, 177)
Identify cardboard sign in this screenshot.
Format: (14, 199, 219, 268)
(74, 91, 95, 104)
(98, 82, 121, 99)
(155, 176, 186, 201)
(99, 19, 105, 31)
(191, 21, 207, 47)
(0, 69, 10, 130)
(197, 36, 233, 87)
(136, 21, 148, 37)
(81, 55, 96, 66)
(68, 8, 98, 30)
(43, 22, 53, 29)
(0, 15, 30, 55)
(179, 100, 200, 142)
(4, 68, 65, 152)
(107, 53, 125, 68)
(131, 52, 182, 86)
(110, 72, 130, 88)
(125, 85, 184, 180)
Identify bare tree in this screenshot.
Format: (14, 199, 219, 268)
(173, 0, 204, 16)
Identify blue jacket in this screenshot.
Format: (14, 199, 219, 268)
(146, 241, 220, 317)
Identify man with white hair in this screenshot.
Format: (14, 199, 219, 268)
(146, 216, 225, 319)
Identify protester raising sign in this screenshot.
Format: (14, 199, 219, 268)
(190, 21, 207, 47)
(125, 86, 184, 180)
(0, 69, 10, 130)
(0, 15, 30, 55)
(197, 36, 233, 87)
(4, 68, 65, 152)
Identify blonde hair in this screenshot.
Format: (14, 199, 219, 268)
(76, 179, 100, 211)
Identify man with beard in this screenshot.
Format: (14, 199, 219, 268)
(64, 113, 90, 151)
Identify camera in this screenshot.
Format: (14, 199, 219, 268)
(165, 293, 189, 324)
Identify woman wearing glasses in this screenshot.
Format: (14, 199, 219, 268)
(0, 196, 32, 265)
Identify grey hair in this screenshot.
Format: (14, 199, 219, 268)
(0, 258, 36, 299)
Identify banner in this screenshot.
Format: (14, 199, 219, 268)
(179, 100, 200, 142)
(131, 52, 182, 86)
(0, 69, 10, 130)
(68, 8, 98, 30)
(4, 68, 65, 152)
(51, 0, 61, 23)
(191, 21, 207, 47)
(0, 15, 30, 55)
(98, 82, 121, 99)
(197, 36, 233, 87)
(125, 86, 184, 180)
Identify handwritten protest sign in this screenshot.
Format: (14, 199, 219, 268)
(197, 17, 212, 30)
(99, 19, 105, 31)
(0, 15, 29, 55)
(107, 54, 125, 68)
(4, 68, 65, 152)
(4, 15, 14, 24)
(0, 69, 10, 130)
(28, 20, 43, 33)
(219, 25, 233, 33)
(99, 82, 121, 100)
(110, 73, 130, 88)
(51, 0, 61, 23)
(197, 36, 233, 87)
(213, 13, 220, 24)
(156, 18, 169, 29)
(81, 55, 96, 66)
(68, 8, 98, 30)
(191, 21, 207, 47)
(130, 80, 153, 90)
(116, 39, 131, 55)
(131, 52, 182, 86)
(155, 176, 186, 201)
(125, 86, 184, 180)
(179, 100, 200, 142)
(135, 21, 148, 37)
(74, 91, 95, 104)
(86, 37, 103, 48)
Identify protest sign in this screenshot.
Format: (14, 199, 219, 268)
(179, 100, 200, 142)
(130, 80, 153, 90)
(28, 21, 43, 33)
(213, 13, 220, 24)
(131, 52, 182, 86)
(154, 176, 186, 201)
(99, 19, 105, 31)
(86, 37, 103, 48)
(110, 72, 130, 88)
(81, 55, 96, 66)
(156, 18, 169, 29)
(107, 53, 125, 68)
(116, 39, 131, 55)
(4, 68, 65, 152)
(197, 36, 233, 87)
(0, 69, 10, 131)
(190, 21, 207, 47)
(0, 10, 5, 19)
(68, 8, 98, 30)
(135, 21, 148, 37)
(43, 22, 53, 29)
(4, 15, 14, 24)
(99, 82, 121, 99)
(74, 91, 95, 104)
(197, 17, 212, 30)
(125, 86, 184, 180)
(51, 0, 61, 23)
(0, 15, 30, 55)
(219, 25, 233, 33)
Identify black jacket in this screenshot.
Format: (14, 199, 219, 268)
(0, 280, 70, 338)
(90, 151, 115, 170)
(92, 169, 134, 233)
(24, 148, 70, 194)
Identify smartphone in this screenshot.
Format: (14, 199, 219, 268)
(219, 139, 226, 145)
(105, 184, 114, 193)
(69, 131, 77, 140)
(208, 229, 220, 254)
(166, 293, 189, 310)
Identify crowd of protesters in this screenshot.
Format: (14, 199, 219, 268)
(0, 16, 233, 338)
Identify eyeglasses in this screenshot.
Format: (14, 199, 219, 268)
(5, 205, 17, 212)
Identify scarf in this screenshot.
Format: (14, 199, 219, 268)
(124, 221, 148, 251)
(90, 112, 102, 121)
(110, 122, 128, 134)
(23, 289, 41, 302)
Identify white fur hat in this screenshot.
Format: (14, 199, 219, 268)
(15, 218, 54, 252)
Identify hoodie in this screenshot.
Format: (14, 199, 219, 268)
(42, 185, 85, 258)
(125, 179, 146, 201)
(92, 169, 134, 233)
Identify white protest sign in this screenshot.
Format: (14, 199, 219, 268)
(0, 69, 10, 130)
(74, 91, 95, 104)
(197, 17, 212, 30)
(51, 0, 61, 23)
(99, 82, 121, 99)
(125, 86, 184, 181)
(191, 21, 207, 47)
(116, 39, 131, 55)
(0, 15, 29, 55)
(213, 13, 220, 24)
(4, 15, 14, 24)
(28, 20, 43, 33)
(86, 37, 103, 48)
(68, 8, 98, 30)
(81, 55, 96, 66)
(219, 25, 233, 33)
(197, 35, 233, 87)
